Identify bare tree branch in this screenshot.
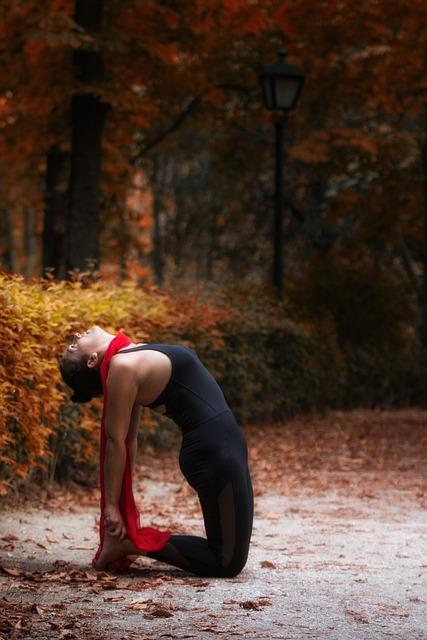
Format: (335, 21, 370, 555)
(130, 84, 255, 165)
(131, 96, 201, 165)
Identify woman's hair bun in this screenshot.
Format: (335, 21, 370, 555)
(71, 391, 93, 403)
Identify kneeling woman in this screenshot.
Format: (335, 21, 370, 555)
(59, 326, 253, 577)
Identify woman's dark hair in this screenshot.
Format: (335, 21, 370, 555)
(59, 352, 103, 403)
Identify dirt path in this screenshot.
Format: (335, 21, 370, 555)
(1, 410, 426, 639)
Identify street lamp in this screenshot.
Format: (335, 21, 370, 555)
(260, 51, 305, 299)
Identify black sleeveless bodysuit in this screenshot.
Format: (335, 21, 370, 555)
(117, 343, 254, 577)
(119, 344, 230, 432)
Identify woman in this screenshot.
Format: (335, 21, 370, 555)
(59, 326, 254, 577)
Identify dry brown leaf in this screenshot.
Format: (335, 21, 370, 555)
(58, 630, 76, 639)
(1, 533, 19, 542)
(124, 599, 151, 611)
(345, 608, 369, 624)
(239, 598, 272, 610)
(265, 511, 279, 520)
(1, 566, 22, 577)
(68, 545, 94, 550)
(145, 605, 174, 618)
(260, 560, 276, 568)
(100, 580, 120, 590)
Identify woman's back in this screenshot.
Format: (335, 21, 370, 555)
(117, 344, 231, 431)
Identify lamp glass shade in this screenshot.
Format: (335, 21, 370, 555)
(275, 77, 301, 109)
(260, 52, 305, 111)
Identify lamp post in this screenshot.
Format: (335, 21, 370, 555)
(260, 51, 305, 299)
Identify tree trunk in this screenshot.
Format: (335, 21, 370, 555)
(24, 209, 37, 278)
(151, 156, 165, 286)
(420, 103, 427, 351)
(0, 208, 17, 273)
(42, 145, 68, 278)
(152, 188, 165, 286)
(65, 0, 108, 276)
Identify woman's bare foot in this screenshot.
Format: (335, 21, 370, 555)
(93, 533, 143, 570)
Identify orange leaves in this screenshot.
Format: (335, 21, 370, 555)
(0, 273, 236, 493)
(291, 128, 380, 165)
(50, 0, 73, 16)
(204, 88, 226, 109)
(234, 7, 268, 37)
(24, 39, 46, 65)
(273, 4, 295, 39)
(291, 140, 330, 164)
(218, 0, 269, 37)
(154, 43, 180, 64)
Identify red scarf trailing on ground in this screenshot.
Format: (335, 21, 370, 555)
(92, 332, 171, 569)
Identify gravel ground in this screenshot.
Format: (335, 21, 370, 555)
(1, 410, 426, 640)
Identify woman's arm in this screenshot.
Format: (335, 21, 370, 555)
(103, 361, 138, 538)
(128, 404, 142, 474)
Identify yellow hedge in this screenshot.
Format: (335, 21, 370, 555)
(2, 267, 420, 495)
(0, 273, 233, 494)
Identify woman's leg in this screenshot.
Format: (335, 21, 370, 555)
(147, 458, 254, 577)
(95, 465, 253, 574)
(95, 416, 254, 576)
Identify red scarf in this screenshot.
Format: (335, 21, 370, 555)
(92, 332, 171, 569)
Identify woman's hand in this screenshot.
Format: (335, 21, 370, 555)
(104, 504, 127, 540)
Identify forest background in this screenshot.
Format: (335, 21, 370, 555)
(0, 0, 426, 494)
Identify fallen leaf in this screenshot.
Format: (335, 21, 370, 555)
(145, 605, 174, 618)
(124, 600, 151, 611)
(265, 512, 279, 520)
(100, 580, 120, 590)
(239, 598, 271, 610)
(1, 566, 22, 577)
(260, 560, 276, 568)
(58, 630, 76, 639)
(1, 534, 19, 542)
(68, 545, 94, 550)
(345, 607, 369, 624)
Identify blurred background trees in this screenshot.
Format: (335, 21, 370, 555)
(0, 0, 426, 387)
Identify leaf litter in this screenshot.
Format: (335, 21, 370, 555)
(0, 410, 425, 639)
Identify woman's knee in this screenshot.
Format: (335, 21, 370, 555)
(218, 557, 247, 578)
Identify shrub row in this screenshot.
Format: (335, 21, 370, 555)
(0, 271, 423, 494)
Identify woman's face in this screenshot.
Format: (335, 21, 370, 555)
(65, 325, 108, 359)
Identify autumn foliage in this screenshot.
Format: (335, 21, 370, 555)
(0, 1, 426, 494)
(0, 269, 423, 495)
(0, 272, 231, 494)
